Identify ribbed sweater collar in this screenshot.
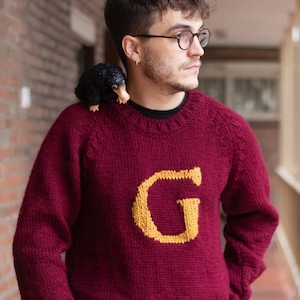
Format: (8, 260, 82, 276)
(106, 90, 201, 137)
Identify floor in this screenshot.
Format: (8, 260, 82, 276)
(251, 238, 298, 300)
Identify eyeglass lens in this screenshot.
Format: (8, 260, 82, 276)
(179, 29, 210, 50)
(199, 29, 210, 47)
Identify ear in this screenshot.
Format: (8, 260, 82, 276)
(122, 35, 142, 65)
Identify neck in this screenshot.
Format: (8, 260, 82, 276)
(126, 69, 185, 111)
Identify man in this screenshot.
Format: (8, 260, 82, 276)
(13, 0, 279, 299)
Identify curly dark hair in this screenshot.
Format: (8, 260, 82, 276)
(104, 0, 211, 66)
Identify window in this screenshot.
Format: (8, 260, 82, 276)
(77, 45, 95, 79)
(199, 62, 280, 121)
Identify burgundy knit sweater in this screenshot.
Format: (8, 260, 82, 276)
(13, 90, 278, 300)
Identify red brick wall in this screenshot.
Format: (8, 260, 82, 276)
(0, 0, 105, 298)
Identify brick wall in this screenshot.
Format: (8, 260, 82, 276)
(0, 0, 105, 298)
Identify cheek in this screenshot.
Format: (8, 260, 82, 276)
(145, 58, 174, 81)
(142, 46, 187, 82)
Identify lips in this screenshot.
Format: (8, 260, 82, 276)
(183, 61, 201, 70)
(184, 64, 201, 73)
(191, 65, 201, 70)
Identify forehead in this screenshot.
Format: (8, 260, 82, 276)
(149, 9, 203, 34)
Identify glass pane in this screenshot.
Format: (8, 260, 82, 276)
(232, 78, 278, 116)
(199, 78, 225, 104)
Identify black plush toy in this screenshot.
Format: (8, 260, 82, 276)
(75, 63, 130, 112)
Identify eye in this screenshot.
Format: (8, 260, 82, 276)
(112, 84, 118, 90)
(172, 32, 182, 40)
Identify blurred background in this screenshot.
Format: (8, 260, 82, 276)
(0, 0, 299, 299)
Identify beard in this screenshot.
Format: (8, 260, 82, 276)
(142, 48, 199, 94)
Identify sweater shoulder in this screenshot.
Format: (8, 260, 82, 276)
(191, 90, 248, 126)
(39, 102, 107, 154)
(190, 90, 262, 168)
(190, 90, 255, 141)
(50, 102, 101, 136)
(55, 102, 94, 129)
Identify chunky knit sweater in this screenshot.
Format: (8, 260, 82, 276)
(13, 90, 278, 300)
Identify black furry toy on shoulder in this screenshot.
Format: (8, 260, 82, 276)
(75, 63, 130, 112)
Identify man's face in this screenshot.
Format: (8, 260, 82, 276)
(139, 10, 205, 94)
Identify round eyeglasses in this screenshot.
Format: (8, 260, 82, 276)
(133, 28, 211, 50)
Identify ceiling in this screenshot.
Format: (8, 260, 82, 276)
(204, 0, 296, 48)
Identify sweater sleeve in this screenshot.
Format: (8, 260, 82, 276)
(13, 105, 92, 299)
(220, 116, 279, 300)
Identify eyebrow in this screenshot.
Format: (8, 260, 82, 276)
(166, 23, 204, 34)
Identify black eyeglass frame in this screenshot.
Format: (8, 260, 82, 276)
(133, 28, 211, 50)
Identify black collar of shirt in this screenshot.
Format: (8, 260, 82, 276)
(128, 92, 188, 119)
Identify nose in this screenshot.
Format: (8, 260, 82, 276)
(113, 84, 130, 104)
(188, 37, 205, 57)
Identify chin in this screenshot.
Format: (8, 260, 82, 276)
(185, 75, 199, 88)
(169, 77, 199, 93)
(182, 80, 199, 91)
